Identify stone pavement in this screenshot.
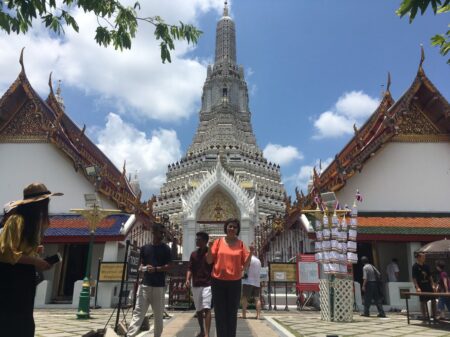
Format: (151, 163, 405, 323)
(267, 311, 450, 337)
(33, 308, 450, 337)
(33, 309, 278, 337)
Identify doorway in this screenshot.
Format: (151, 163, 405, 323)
(354, 242, 373, 285)
(57, 244, 88, 300)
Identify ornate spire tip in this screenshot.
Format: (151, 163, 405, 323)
(223, 0, 229, 16)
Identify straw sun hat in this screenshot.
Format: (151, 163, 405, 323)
(8, 183, 63, 208)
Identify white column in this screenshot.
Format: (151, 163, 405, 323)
(97, 241, 120, 308)
(182, 219, 197, 261)
(240, 218, 251, 247)
(406, 242, 421, 281)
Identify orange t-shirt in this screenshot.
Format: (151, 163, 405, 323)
(210, 237, 250, 281)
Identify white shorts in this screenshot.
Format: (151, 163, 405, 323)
(191, 286, 212, 311)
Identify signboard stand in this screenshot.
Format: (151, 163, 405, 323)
(168, 261, 191, 310)
(268, 262, 296, 311)
(296, 254, 320, 310)
(115, 240, 130, 332)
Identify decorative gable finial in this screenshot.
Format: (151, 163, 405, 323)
(419, 44, 425, 74)
(48, 72, 54, 93)
(19, 47, 25, 74)
(386, 72, 391, 93)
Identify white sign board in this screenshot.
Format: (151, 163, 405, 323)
(298, 262, 319, 284)
(260, 267, 269, 282)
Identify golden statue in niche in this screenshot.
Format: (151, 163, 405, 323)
(198, 189, 238, 221)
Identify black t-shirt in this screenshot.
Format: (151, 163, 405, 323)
(412, 263, 432, 288)
(140, 243, 172, 287)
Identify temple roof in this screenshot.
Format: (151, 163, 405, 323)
(357, 215, 450, 240)
(309, 51, 450, 196)
(43, 214, 131, 242)
(0, 50, 155, 219)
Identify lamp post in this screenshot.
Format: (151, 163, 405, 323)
(72, 194, 120, 319)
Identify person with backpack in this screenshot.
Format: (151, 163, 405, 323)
(360, 256, 386, 317)
(435, 260, 450, 320)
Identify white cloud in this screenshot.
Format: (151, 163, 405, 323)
(285, 157, 333, 193)
(335, 91, 380, 119)
(313, 91, 379, 139)
(0, 0, 224, 122)
(313, 111, 354, 139)
(96, 113, 182, 197)
(263, 143, 303, 166)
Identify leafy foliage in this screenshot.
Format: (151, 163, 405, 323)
(397, 0, 450, 64)
(0, 0, 202, 63)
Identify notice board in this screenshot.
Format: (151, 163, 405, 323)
(99, 262, 126, 282)
(269, 262, 296, 283)
(296, 254, 319, 291)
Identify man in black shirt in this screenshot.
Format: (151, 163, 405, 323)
(127, 223, 172, 337)
(412, 252, 436, 320)
(186, 232, 213, 337)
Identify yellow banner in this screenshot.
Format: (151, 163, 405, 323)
(99, 263, 126, 282)
(269, 263, 296, 282)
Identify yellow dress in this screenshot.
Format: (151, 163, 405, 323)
(0, 214, 39, 264)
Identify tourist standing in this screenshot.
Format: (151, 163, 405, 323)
(360, 256, 386, 317)
(241, 255, 262, 319)
(435, 260, 450, 319)
(206, 218, 253, 337)
(186, 231, 213, 337)
(127, 223, 172, 337)
(412, 252, 436, 320)
(386, 258, 400, 282)
(0, 183, 62, 337)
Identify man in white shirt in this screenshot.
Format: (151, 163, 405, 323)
(241, 255, 262, 319)
(386, 258, 400, 282)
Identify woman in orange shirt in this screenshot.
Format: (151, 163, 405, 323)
(0, 183, 62, 337)
(206, 218, 253, 337)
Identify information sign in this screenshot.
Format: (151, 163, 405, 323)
(269, 263, 296, 283)
(99, 262, 126, 282)
(296, 254, 320, 291)
(260, 267, 268, 282)
(127, 247, 140, 281)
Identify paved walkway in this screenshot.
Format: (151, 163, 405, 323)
(33, 308, 450, 337)
(33, 308, 278, 337)
(268, 311, 450, 337)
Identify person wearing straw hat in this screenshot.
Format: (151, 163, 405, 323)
(0, 183, 63, 337)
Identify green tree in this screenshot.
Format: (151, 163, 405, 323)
(0, 0, 202, 63)
(397, 0, 450, 64)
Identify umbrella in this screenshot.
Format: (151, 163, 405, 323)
(417, 238, 450, 257)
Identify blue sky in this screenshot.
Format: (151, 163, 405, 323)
(0, 0, 448, 199)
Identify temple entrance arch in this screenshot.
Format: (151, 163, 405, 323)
(181, 160, 257, 260)
(196, 187, 240, 238)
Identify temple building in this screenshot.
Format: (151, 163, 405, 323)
(154, 3, 289, 260)
(0, 52, 155, 307)
(259, 50, 450, 310)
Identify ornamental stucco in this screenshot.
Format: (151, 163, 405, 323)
(181, 160, 256, 220)
(154, 7, 285, 226)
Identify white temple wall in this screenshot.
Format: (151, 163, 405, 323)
(336, 142, 450, 212)
(0, 143, 116, 212)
